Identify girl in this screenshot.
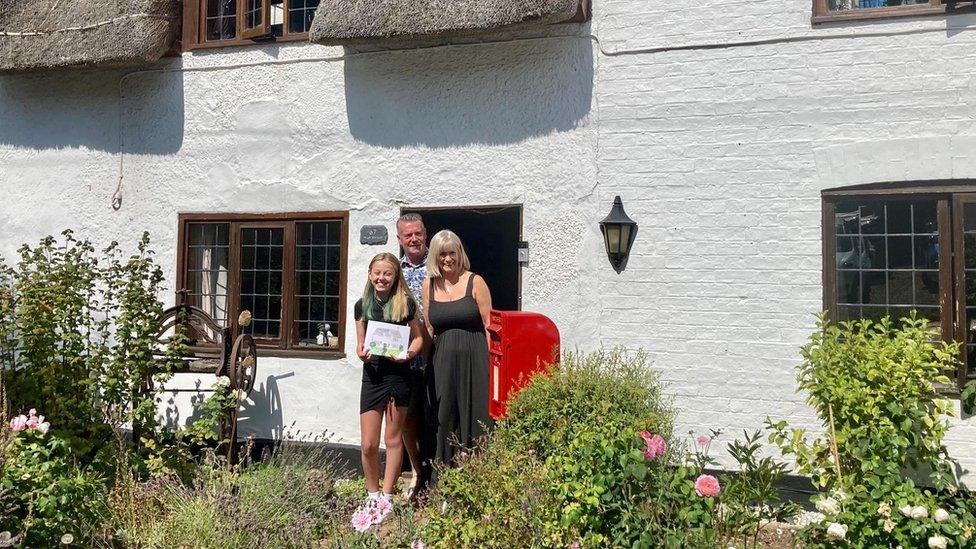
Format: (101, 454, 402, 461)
(355, 252, 424, 511)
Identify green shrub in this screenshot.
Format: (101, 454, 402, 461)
(0, 426, 106, 546)
(422, 437, 567, 548)
(416, 349, 778, 548)
(768, 313, 975, 547)
(500, 348, 674, 463)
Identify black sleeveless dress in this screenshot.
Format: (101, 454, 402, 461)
(355, 298, 416, 414)
(427, 273, 490, 464)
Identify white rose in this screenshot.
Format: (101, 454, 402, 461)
(928, 535, 948, 549)
(912, 505, 929, 519)
(212, 376, 230, 389)
(934, 508, 950, 523)
(35, 422, 49, 434)
(878, 501, 892, 517)
(826, 522, 848, 541)
(899, 504, 913, 517)
(816, 497, 841, 515)
(883, 519, 895, 533)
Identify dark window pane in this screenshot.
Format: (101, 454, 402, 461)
(887, 236, 912, 269)
(298, 297, 309, 320)
(835, 203, 860, 235)
(326, 272, 339, 295)
(837, 270, 861, 304)
(242, 229, 255, 245)
(327, 221, 341, 245)
(836, 237, 862, 269)
(242, 246, 255, 269)
(326, 297, 338, 321)
(914, 202, 937, 234)
(271, 229, 283, 246)
(915, 236, 939, 270)
(297, 246, 310, 270)
(241, 270, 255, 295)
(267, 321, 280, 337)
(270, 271, 282, 293)
(327, 246, 340, 269)
(254, 296, 268, 319)
(310, 297, 325, 321)
(240, 295, 254, 315)
(915, 272, 939, 306)
(966, 204, 976, 232)
(310, 272, 325, 295)
(863, 271, 887, 305)
(864, 237, 885, 270)
(255, 272, 269, 295)
(269, 296, 282, 320)
(966, 234, 976, 270)
(312, 223, 328, 244)
(860, 203, 884, 234)
(289, 9, 305, 32)
(966, 273, 976, 308)
(270, 247, 283, 270)
(298, 223, 312, 245)
(887, 271, 912, 305)
(887, 202, 911, 234)
(836, 305, 860, 322)
(862, 306, 887, 322)
(311, 247, 327, 270)
(256, 247, 270, 269)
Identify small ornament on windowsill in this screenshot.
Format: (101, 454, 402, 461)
(317, 323, 337, 347)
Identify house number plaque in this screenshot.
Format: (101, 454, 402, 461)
(360, 225, 388, 245)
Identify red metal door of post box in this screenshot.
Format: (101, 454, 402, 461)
(487, 310, 560, 419)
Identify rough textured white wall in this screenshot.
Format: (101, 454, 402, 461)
(1, 0, 975, 480)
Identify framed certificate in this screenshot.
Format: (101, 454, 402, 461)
(364, 320, 410, 359)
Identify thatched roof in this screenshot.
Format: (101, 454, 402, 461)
(309, 0, 583, 47)
(0, 0, 179, 73)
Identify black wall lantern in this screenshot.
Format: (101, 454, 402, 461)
(599, 195, 637, 273)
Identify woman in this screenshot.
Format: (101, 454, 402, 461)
(355, 253, 424, 510)
(421, 230, 492, 466)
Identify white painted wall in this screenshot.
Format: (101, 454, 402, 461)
(1, 0, 976, 481)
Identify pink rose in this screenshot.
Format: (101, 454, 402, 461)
(351, 508, 372, 532)
(643, 434, 667, 460)
(28, 409, 36, 418)
(8, 415, 27, 432)
(25, 416, 37, 429)
(695, 474, 721, 498)
(696, 435, 710, 446)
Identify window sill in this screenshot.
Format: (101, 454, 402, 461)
(185, 33, 309, 52)
(812, 3, 973, 24)
(258, 348, 347, 360)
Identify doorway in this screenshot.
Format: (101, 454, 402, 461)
(401, 205, 522, 311)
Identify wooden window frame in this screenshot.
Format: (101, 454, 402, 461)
(177, 211, 349, 359)
(182, 0, 317, 51)
(812, 0, 976, 24)
(822, 181, 976, 390)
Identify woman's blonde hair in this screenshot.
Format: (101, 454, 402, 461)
(426, 230, 471, 278)
(361, 252, 415, 323)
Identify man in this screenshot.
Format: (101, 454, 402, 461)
(396, 213, 432, 497)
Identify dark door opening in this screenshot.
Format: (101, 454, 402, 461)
(402, 205, 522, 311)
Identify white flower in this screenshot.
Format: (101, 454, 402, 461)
(211, 376, 230, 389)
(928, 535, 948, 549)
(883, 519, 895, 533)
(35, 421, 50, 434)
(934, 508, 950, 523)
(826, 522, 848, 541)
(816, 497, 841, 515)
(899, 504, 914, 517)
(911, 505, 929, 519)
(60, 533, 74, 545)
(878, 502, 892, 517)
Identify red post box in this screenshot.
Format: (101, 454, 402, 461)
(487, 310, 560, 419)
